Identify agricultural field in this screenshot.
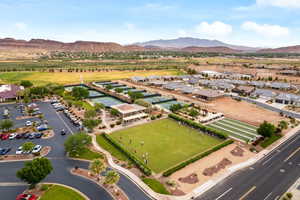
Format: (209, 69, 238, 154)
(0, 70, 180, 85)
(110, 118, 223, 173)
(207, 118, 259, 142)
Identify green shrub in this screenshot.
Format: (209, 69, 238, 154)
(151, 116, 156, 120)
(103, 134, 152, 176)
(163, 140, 233, 177)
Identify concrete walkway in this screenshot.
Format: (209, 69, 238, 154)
(282, 177, 300, 200)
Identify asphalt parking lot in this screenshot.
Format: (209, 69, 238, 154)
(0, 101, 80, 157)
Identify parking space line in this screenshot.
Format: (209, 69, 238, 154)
(55, 111, 74, 135)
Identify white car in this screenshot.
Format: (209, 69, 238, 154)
(32, 145, 42, 153)
(9, 133, 17, 140)
(16, 146, 23, 155)
(25, 121, 33, 126)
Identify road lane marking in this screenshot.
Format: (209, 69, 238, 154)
(284, 147, 300, 162)
(262, 135, 300, 165)
(215, 187, 232, 200)
(56, 111, 74, 135)
(0, 182, 28, 186)
(263, 192, 272, 200)
(274, 195, 280, 200)
(239, 186, 256, 200)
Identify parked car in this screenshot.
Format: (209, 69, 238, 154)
(16, 193, 38, 200)
(0, 148, 11, 155)
(9, 133, 17, 140)
(37, 124, 48, 131)
(32, 111, 42, 116)
(16, 134, 23, 139)
(25, 121, 33, 126)
(1, 134, 9, 140)
(34, 132, 43, 138)
(16, 146, 23, 155)
(23, 133, 31, 139)
(32, 145, 42, 154)
(28, 133, 36, 139)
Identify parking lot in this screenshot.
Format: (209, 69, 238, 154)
(0, 101, 80, 158)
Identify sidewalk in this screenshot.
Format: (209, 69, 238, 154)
(282, 177, 300, 200)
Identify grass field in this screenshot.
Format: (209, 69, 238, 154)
(110, 118, 222, 173)
(207, 118, 259, 143)
(71, 147, 103, 161)
(40, 185, 85, 200)
(0, 70, 180, 85)
(142, 178, 170, 195)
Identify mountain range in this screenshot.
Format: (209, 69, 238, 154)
(0, 37, 300, 54)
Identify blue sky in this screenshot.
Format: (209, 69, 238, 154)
(1, 0, 300, 47)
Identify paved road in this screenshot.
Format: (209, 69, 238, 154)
(197, 131, 300, 200)
(0, 102, 152, 200)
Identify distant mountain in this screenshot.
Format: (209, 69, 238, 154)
(135, 37, 258, 51)
(181, 46, 242, 54)
(258, 45, 300, 53)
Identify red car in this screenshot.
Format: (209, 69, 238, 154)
(1, 134, 9, 140)
(16, 193, 38, 200)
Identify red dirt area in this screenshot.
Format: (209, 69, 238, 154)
(208, 97, 287, 126)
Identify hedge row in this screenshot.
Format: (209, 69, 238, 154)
(163, 139, 234, 177)
(169, 113, 228, 140)
(103, 134, 152, 176)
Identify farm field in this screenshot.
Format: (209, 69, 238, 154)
(0, 70, 180, 85)
(207, 118, 259, 142)
(110, 118, 222, 173)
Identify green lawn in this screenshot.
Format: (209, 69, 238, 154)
(40, 185, 85, 200)
(72, 147, 103, 160)
(260, 134, 282, 148)
(142, 178, 170, 195)
(110, 118, 222, 173)
(96, 134, 130, 162)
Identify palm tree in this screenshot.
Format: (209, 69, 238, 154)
(89, 159, 106, 181)
(104, 170, 120, 185)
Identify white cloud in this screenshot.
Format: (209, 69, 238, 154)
(195, 21, 233, 37)
(144, 3, 174, 11)
(256, 0, 300, 8)
(238, 0, 300, 10)
(124, 23, 135, 30)
(15, 22, 27, 30)
(241, 21, 289, 37)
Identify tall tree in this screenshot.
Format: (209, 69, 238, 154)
(64, 133, 91, 156)
(104, 170, 120, 185)
(89, 159, 107, 181)
(0, 119, 14, 131)
(71, 87, 89, 100)
(257, 121, 276, 138)
(20, 80, 33, 88)
(16, 158, 53, 188)
(22, 142, 35, 153)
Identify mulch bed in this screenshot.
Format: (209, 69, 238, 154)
(230, 146, 245, 157)
(72, 168, 128, 200)
(203, 158, 232, 176)
(178, 173, 199, 184)
(42, 130, 55, 139)
(170, 188, 186, 196)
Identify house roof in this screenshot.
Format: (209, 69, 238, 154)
(0, 84, 23, 99)
(194, 89, 223, 98)
(111, 103, 146, 115)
